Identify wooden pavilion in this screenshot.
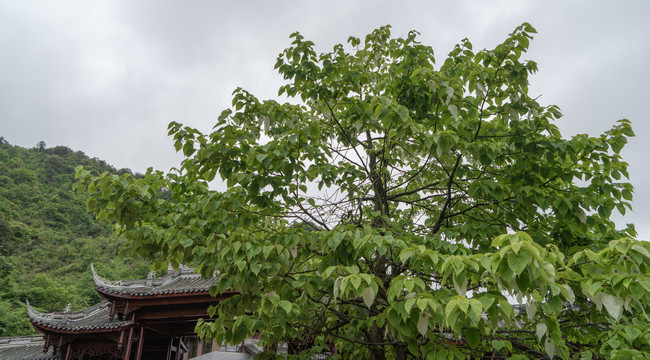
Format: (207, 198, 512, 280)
(26, 265, 237, 360)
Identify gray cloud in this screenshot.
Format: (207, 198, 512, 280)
(0, 0, 648, 239)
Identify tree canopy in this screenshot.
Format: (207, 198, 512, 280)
(75, 24, 650, 359)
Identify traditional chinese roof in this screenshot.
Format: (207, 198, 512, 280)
(0, 336, 59, 360)
(26, 300, 132, 333)
(91, 264, 220, 297)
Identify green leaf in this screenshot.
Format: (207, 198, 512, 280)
(262, 245, 274, 259)
(526, 301, 537, 321)
(417, 298, 428, 312)
(333, 276, 342, 300)
(363, 286, 376, 308)
(457, 297, 470, 314)
(577, 208, 587, 224)
(507, 252, 532, 275)
(417, 312, 429, 336)
(465, 327, 481, 348)
(524, 23, 537, 33)
(562, 284, 575, 305)
(435, 350, 448, 360)
(236, 261, 246, 272)
(625, 326, 642, 341)
(544, 337, 555, 359)
(492, 340, 505, 351)
(278, 300, 292, 315)
(351, 275, 362, 290)
(250, 262, 262, 275)
(602, 294, 624, 320)
(445, 86, 454, 103)
(448, 104, 458, 119)
(396, 106, 409, 122)
(536, 323, 547, 340)
(405, 297, 417, 314)
(631, 244, 650, 259)
(545, 296, 563, 314)
(467, 299, 482, 324)
(399, 248, 416, 263)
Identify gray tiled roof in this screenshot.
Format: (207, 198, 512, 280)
(27, 300, 132, 332)
(91, 264, 220, 296)
(0, 336, 60, 360)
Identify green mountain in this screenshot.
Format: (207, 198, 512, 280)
(0, 138, 150, 336)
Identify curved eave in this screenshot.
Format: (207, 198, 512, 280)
(29, 320, 133, 335)
(94, 286, 238, 301)
(26, 299, 58, 324)
(91, 264, 238, 302)
(26, 300, 132, 335)
(90, 263, 127, 290)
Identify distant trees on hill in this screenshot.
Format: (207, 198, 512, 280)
(0, 139, 149, 337)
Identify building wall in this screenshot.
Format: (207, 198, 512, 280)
(190, 352, 253, 360)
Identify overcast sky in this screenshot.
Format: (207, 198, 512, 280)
(1, 0, 648, 239)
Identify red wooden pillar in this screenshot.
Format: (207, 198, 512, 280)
(63, 344, 72, 360)
(135, 326, 145, 360)
(122, 327, 134, 360)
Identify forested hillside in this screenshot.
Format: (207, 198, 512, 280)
(0, 138, 149, 336)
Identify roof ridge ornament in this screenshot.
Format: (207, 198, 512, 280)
(146, 270, 157, 287)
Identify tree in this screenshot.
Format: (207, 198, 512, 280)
(75, 23, 650, 359)
(0, 215, 10, 256)
(35, 141, 46, 151)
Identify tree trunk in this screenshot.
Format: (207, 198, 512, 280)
(366, 321, 386, 360)
(394, 345, 406, 360)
